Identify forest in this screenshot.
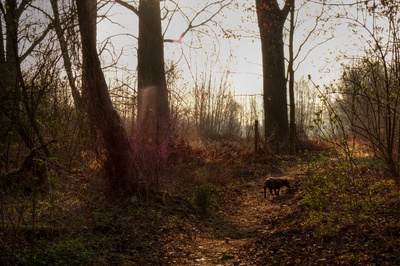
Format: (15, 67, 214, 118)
(0, 0, 399, 265)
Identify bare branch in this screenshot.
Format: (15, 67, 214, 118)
(20, 23, 53, 61)
(16, 0, 30, 19)
(165, 0, 232, 43)
(115, 0, 139, 16)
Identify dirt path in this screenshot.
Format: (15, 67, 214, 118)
(162, 169, 299, 265)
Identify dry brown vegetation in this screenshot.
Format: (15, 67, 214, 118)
(1, 140, 399, 265)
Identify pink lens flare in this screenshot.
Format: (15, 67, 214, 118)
(173, 35, 183, 44)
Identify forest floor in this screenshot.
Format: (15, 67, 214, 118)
(2, 145, 400, 265)
(93, 151, 399, 265)
(151, 159, 304, 266)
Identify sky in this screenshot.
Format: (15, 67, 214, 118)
(97, 0, 376, 97)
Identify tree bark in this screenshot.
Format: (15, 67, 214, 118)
(288, 0, 296, 153)
(136, 0, 170, 164)
(76, 0, 136, 199)
(1, 0, 21, 87)
(0, 6, 5, 69)
(255, 0, 292, 141)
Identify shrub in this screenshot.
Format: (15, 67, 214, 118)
(194, 185, 213, 213)
(44, 238, 90, 265)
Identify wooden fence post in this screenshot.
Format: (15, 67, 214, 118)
(255, 120, 259, 154)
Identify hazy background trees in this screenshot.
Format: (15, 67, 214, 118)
(192, 68, 242, 140)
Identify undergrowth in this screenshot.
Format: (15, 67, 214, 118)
(299, 151, 400, 248)
(2, 237, 90, 265)
(193, 184, 214, 213)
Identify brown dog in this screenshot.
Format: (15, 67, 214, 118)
(264, 178, 291, 198)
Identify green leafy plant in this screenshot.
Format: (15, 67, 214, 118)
(194, 185, 213, 213)
(44, 237, 90, 265)
(92, 211, 113, 232)
(3, 238, 90, 265)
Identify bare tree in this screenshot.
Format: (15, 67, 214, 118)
(114, 0, 232, 157)
(287, 1, 331, 152)
(255, 0, 293, 143)
(0, 0, 55, 157)
(50, 0, 83, 111)
(135, 0, 169, 165)
(295, 78, 317, 140)
(192, 65, 241, 140)
(76, 0, 136, 199)
(288, 0, 295, 153)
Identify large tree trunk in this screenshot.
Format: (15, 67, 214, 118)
(255, 0, 292, 141)
(76, 0, 136, 199)
(137, 0, 169, 156)
(136, 0, 170, 165)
